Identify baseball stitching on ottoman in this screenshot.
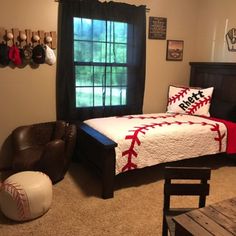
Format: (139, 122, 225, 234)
(0, 171, 52, 221)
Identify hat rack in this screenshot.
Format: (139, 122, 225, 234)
(0, 27, 57, 49)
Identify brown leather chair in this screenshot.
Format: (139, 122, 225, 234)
(11, 120, 77, 183)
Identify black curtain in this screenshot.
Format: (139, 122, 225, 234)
(56, 0, 146, 121)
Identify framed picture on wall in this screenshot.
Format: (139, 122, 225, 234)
(166, 40, 184, 61)
(148, 17, 167, 40)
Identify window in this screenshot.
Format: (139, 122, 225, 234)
(73, 18, 128, 108)
(57, 0, 146, 121)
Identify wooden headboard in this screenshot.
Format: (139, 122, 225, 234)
(189, 62, 236, 122)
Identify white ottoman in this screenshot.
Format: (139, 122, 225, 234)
(0, 171, 52, 221)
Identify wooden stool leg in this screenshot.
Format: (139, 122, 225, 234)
(162, 216, 168, 236)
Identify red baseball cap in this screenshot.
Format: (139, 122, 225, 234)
(9, 45, 22, 66)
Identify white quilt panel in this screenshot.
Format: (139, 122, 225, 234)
(84, 113, 227, 175)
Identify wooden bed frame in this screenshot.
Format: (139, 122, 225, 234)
(76, 62, 236, 199)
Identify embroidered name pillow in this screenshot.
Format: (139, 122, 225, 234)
(167, 85, 214, 116)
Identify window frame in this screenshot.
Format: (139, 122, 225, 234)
(56, 0, 146, 121)
(73, 17, 130, 108)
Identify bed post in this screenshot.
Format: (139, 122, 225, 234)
(101, 148, 116, 199)
(77, 123, 117, 199)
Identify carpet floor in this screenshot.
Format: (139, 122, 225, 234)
(0, 155, 236, 236)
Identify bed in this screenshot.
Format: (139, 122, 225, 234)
(76, 62, 236, 199)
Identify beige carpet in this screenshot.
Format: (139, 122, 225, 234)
(0, 156, 236, 236)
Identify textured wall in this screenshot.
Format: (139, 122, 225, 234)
(194, 0, 236, 62)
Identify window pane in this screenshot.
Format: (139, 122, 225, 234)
(74, 18, 92, 40)
(110, 88, 126, 105)
(94, 66, 106, 86)
(76, 87, 93, 107)
(105, 88, 111, 106)
(93, 42, 106, 63)
(111, 67, 127, 86)
(107, 22, 127, 43)
(105, 43, 127, 63)
(105, 67, 127, 86)
(121, 87, 127, 105)
(105, 67, 112, 86)
(93, 20, 106, 41)
(105, 43, 113, 63)
(104, 87, 127, 106)
(114, 22, 127, 43)
(74, 41, 92, 62)
(111, 87, 126, 105)
(106, 21, 114, 43)
(113, 44, 127, 63)
(112, 88, 121, 105)
(94, 87, 103, 106)
(75, 66, 93, 86)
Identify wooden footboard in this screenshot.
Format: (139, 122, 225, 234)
(76, 123, 117, 199)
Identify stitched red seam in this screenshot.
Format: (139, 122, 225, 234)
(168, 88, 190, 105)
(3, 182, 30, 220)
(186, 96, 211, 115)
(121, 121, 225, 172)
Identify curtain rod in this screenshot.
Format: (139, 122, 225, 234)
(55, 0, 150, 12)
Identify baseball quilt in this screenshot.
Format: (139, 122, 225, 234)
(84, 113, 234, 175)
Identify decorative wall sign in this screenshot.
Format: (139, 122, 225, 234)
(166, 40, 184, 61)
(226, 28, 236, 52)
(148, 17, 167, 40)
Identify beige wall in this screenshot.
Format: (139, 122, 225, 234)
(194, 0, 236, 62)
(0, 0, 58, 168)
(0, 0, 235, 168)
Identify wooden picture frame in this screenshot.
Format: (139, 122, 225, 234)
(148, 17, 167, 40)
(166, 40, 184, 61)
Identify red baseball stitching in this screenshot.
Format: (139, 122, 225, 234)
(2, 181, 30, 221)
(121, 120, 225, 172)
(186, 96, 212, 115)
(168, 88, 190, 105)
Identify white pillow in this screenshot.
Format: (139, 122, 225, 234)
(167, 85, 214, 116)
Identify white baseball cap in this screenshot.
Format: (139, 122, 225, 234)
(45, 45, 56, 65)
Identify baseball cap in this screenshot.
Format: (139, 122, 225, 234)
(23, 45, 33, 61)
(32, 44, 45, 64)
(0, 43, 10, 66)
(9, 45, 22, 66)
(45, 45, 56, 65)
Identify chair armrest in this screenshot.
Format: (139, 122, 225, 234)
(12, 126, 33, 151)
